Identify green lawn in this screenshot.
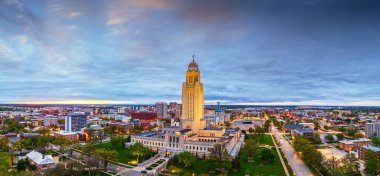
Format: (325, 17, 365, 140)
(93, 142, 155, 165)
(171, 134, 287, 176)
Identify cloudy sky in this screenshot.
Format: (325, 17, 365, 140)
(1, 0, 380, 105)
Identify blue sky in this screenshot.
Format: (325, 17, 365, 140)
(0, 0, 380, 105)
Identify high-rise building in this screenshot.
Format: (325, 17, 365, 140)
(175, 104, 182, 118)
(365, 122, 380, 138)
(215, 102, 225, 125)
(169, 102, 177, 110)
(155, 102, 167, 119)
(65, 112, 87, 132)
(180, 57, 205, 132)
(130, 57, 241, 158)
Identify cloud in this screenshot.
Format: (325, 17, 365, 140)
(0, 44, 13, 58)
(68, 11, 80, 17)
(0, 0, 379, 105)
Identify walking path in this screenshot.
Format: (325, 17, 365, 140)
(272, 127, 313, 176)
(270, 133, 291, 176)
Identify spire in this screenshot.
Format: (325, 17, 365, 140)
(192, 54, 195, 62)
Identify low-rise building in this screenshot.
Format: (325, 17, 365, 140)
(26, 150, 55, 170)
(329, 120, 347, 126)
(54, 131, 78, 140)
(299, 123, 315, 129)
(292, 127, 316, 138)
(282, 124, 303, 133)
(338, 138, 372, 152)
(43, 115, 58, 126)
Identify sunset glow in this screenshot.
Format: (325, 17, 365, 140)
(13, 100, 133, 105)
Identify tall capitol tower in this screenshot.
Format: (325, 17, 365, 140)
(180, 55, 205, 132)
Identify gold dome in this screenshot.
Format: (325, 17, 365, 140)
(188, 55, 199, 71)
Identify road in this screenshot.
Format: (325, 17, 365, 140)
(270, 133, 290, 176)
(272, 127, 313, 176)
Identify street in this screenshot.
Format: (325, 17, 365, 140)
(272, 127, 313, 176)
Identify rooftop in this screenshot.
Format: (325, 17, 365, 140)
(294, 127, 316, 133)
(26, 150, 55, 165)
(364, 145, 380, 152)
(339, 138, 371, 144)
(203, 128, 224, 131)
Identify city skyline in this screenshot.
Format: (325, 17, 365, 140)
(1, 0, 380, 106)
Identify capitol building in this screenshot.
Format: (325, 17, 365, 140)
(130, 57, 243, 157)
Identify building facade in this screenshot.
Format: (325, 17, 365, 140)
(155, 102, 167, 119)
(339, 138, 372, 152)
(43, 115, 58, 126)
(130, 58, 243, 158)
(365, 122, 380, 138)
(180, 58, 205, 133)
(65, 112, 87, 132)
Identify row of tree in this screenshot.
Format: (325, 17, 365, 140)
(294, 136, 362, 176)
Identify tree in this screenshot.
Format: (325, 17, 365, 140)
(110, 135, 120, 150)
(347, 129, 357, 138)
(341, 153, 360, 176)
(324, 156, 343, 176)
(325, 134, 335, 143)
(120, 135, 126, 148)
(53, 135, 69, 153)
(354, 133, 364, 139)
(311, 133, 322, 144)
(261, 148, 275, 163)
(44, 163, 66, 176)
(252, 126, 265, 142)
(244, 139, 257, 162)
(36, 127, 51, 136)
(167, 154, 179, 166)
(82, 143, 95, 155)
(177, 152, 196, 167)
(336, 133, 344, 141)
(12, 140, 24, 151)
(104, 125, 117, 136)
(0, 136, 10, 152)
(0, 152, 11, 171)
(66, 160, 84, 173)
(17, 159, 28, 171)
(363, 149, 380, 175)
(225, 121, 231, 128)
(130, 142, 149, 163)
(36, 135, 53, 153)
(86, 155, 100, 174)
(248, 127, 254, 134)
(97, 130, 105, 144)
(264, 120, 271, 131)
(372, 138, 380, 147)
(95, 148, 118, 170)
(208, 143, 230, 169)
(67, 139, 79, 157)
(314, 121, 321, 129)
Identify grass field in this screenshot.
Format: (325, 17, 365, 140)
(92, 142, 155, 165)
(171, 134, 287, 176)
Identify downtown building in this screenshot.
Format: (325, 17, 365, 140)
(155, 102, 167, 119)
(65, 112, 87, 132)
(365, 122, 380, 138)
(130, 58, 242, 157)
